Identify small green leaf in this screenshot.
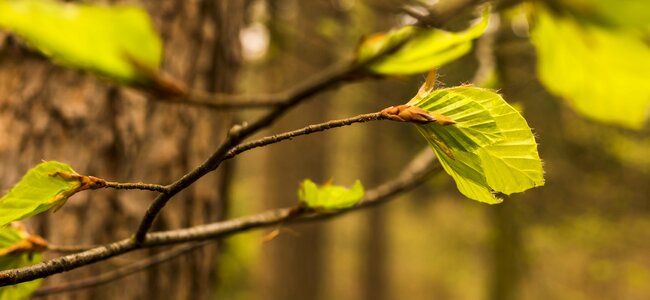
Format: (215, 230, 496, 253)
(298, 179, 364, 212)
(0, 161, 82, 227)
(0, 0, 162, 83)
(357, 7, 489, 75)
(411, 87, 544, 203)
(0, 226, 45, 300)
(531, 7, 650, 129)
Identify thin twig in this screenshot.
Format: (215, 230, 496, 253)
(223, 112, 385, 160)
(103, 182, 169, 194)
(0, 148, 439, 286)
(33, 243, 206, 297)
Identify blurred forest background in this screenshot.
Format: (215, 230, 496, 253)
(1, 0, 649, 299)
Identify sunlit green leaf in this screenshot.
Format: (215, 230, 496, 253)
(0, 0, 162, 83)
(409, 88, 502, 151)
(0, 226, 44, 300)
(531, 8, 650, 129)
(472, 88, 545, 194)
(357, 8, 489, 75)
(298, 179, 364, 212)
(0, 161, 81, 227)
(411, 87, 544, 203)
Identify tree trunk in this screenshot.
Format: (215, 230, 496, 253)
(0, 1, 243, 299)
(260, 1, 343, 299)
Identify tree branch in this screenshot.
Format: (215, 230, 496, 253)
(0, 148, 439, 286)
(131, 0, 486, 243)
(132, 59, 360, 243)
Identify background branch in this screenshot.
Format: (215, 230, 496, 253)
(45, 244, 97, 254)
(33, 243, 206, 297)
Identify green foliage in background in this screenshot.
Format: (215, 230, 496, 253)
(531, 3, 650, 129)
(298, 180, 364, 212)
(411, 87, 544, 203)
(552, 0, 650, 31)
(0, 161, 81, 227)
(357, 7, 489, 75)
(0, 227, 44, 300)
(0, 0, 162, 83)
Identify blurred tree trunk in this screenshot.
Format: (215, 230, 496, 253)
(260, 1, 341, 299)
(488, 204, 524, 300)
(0, 1, 242, 299)
(487, 20, 539, 300)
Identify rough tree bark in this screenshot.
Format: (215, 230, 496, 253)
(0, 1, 243, 299)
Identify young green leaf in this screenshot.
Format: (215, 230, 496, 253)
(298, 179, 364, 212)
(0, 0, 162, 83)
(411, 87, 544, 203)
(531, 8, 650, 129)
(409, 88, 502, 152)
(0, 161, 105, 227)
(356, 8, 489, 75)
(0, 226, 45, 300)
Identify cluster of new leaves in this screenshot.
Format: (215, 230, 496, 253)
(0, 161, 103, 297)
(0, 226, 46, 299)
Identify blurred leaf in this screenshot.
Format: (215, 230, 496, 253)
(298, 179, 364, 212)
(0, 0, 162, 83)
(357, 7, 489, 75)
(0, 226, 44, 300)
(551, 0, 650, 31)
(0, 161, 83, 227)
(531, 8, 650, 129)
(411, 87, 544, 203)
